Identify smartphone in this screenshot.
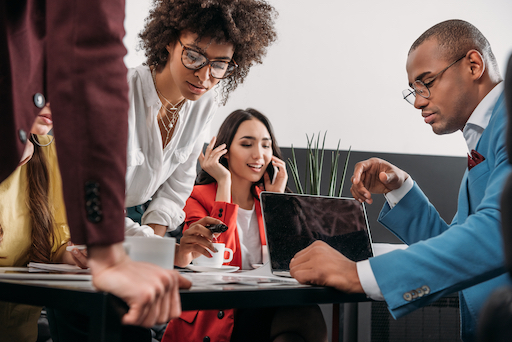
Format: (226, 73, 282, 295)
(266, 161, 278, 184)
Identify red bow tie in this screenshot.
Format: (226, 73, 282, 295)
(468, 150, 485, 170)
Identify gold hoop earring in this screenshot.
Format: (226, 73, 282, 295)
(31, 134, 54, 147)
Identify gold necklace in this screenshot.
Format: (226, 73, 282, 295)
(151, 67, 187, 148)
(159, 100, 186, 148)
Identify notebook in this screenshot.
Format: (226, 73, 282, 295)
(259, 192, 374, 277)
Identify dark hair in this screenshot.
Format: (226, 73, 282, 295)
(26, 135, 56, 263)
(409, 19, 501, 79)
(196, 108, 285, 193)
(138, 0, 278, 104)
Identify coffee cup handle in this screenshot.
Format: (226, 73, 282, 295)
(224, 247, 233, 263)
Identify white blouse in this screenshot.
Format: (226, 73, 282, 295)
(124, 65, 219, 236)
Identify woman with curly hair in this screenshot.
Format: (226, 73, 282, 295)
(124, 0, 278, 239)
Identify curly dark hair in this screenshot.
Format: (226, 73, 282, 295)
(138, 0, 278, 104)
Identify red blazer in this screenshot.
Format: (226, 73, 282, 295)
(184, 183, 266, 266)
(163, 183, 266, 342)
(0, 0, 128, 245)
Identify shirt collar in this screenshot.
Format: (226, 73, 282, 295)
(462, 82, 503, 151)
(140, 65, 161, 108)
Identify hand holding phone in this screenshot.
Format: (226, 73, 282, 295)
(265, 157, 288, 193)
(207, 223, 228, 234)
(267, 161, 278, 185)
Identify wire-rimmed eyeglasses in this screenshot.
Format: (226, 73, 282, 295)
(402, 53, 467, 105)
(178, 39, 238, 79)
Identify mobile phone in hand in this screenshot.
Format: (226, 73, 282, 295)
(266, 161, 278, 184)
(207, 223, 228, 233)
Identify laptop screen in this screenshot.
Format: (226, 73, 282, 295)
(260, 192, 374, 273)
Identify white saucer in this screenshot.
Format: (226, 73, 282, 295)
(186, 265, 239, 273)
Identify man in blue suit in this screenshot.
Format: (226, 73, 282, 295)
(290, 20, 510, 342)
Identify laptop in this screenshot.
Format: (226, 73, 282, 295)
(260, 192, 374, 277)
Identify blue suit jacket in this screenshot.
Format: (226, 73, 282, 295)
(370, 92, 511, 342)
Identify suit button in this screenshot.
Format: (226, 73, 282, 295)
(218, 213, 222, 217)
(217, 310, 224, 319)
(18, 129, 27, 144)
(85, 181, 102, 223)
(421, 285, 430, 295)
(416, 287, 424, 297)
(403, 292, 412, 301)
(203, 337, 210, 342)
(219, 208, 223, 213)
(33, 93, 45, 108)
(410, 290, 418, 299)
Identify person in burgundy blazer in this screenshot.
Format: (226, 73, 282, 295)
(0, 0, 189, 328)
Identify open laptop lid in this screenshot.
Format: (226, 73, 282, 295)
(260, 192, 374, 276)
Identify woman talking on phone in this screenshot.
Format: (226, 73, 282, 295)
(166, 109, 327, 342)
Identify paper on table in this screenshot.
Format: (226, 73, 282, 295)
(28, 262, 90, 274)
(0, 267, 92, 281)
(181, 262, 300, 289)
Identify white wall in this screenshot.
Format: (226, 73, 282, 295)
(124, 0, 512, 157)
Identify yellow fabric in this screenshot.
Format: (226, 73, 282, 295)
(0, 135, 70, 341)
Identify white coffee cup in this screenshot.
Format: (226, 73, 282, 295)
(123, 236, 176, 270)
(193, 242, 233, 268)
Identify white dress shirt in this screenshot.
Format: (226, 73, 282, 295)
(357, 82, 503, 300)
(124, 65, 219, 236)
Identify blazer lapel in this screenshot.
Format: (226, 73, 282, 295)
(457, 170, 470, 223)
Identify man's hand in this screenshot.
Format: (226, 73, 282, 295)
(289, 241, 363, 293)
(350, 158, 409, 204)
(88, 243, 191, 327)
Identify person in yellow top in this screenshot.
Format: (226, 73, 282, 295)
(0, 104, 87, 341)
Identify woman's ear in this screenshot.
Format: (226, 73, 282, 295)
(165, 43, 175, 59)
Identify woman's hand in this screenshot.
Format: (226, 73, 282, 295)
(198, 136, 231, 184)
(174, 216, 223, 267)
(264, 156, 288, 193)
(60, 241, 88, 269)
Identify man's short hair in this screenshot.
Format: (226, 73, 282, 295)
(410, 19, 500, 77)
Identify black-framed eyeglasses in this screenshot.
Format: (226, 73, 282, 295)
(178, 39, 238, 79)
(402, 53, 467, 105)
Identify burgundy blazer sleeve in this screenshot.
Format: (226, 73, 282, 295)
(0, 0, 128, 245)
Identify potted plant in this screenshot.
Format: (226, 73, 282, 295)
(287, 131, 351, 197)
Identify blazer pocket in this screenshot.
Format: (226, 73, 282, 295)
(467, 159, 490, 186)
